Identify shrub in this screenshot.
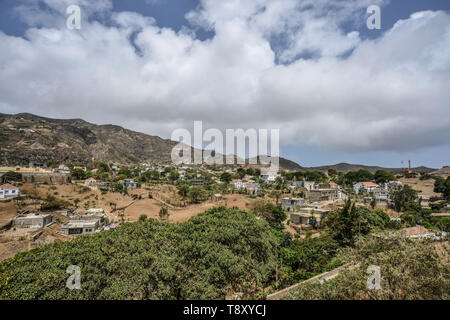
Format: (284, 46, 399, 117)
(0, 207, 278, 300)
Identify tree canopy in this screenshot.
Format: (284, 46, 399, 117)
(0, 207, 279, 300)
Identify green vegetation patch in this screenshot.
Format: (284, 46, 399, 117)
(0, 206, 278, 300)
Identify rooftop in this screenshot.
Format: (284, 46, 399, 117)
(0, 184, 18, 189)
(62, 220, 98, 228)
(361, 182, 377, 186)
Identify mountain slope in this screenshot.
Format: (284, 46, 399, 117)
(0, 113, 440, 173)
(301, 163, 436, 174)
(0, 113, 177, 165)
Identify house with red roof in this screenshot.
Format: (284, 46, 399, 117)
(353, 181, 378, 194)
(0, 183, 20, 199)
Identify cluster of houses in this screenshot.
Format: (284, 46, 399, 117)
(0, 184, 20, 199)
(232, 175, 261, 194)
(11, 208, 107, 237)
(60, 208, 106, 236)
(84, 178, 138, 190)
(12, 212, 53, 228)
(280, 197, 331, 231)
(354, 181, 403, 208)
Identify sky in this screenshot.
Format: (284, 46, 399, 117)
(0, 0, 449, 169)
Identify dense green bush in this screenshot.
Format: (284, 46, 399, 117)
(40, 195, 71, 211)
(277, 235, 341, 287)
(1, 171, 22, 183)
(285, 236, 450, 300)
(323, 201, 391, 246)
(0, 207, 278, 300)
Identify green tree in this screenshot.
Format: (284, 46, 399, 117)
(324, 200, 390, 246)
(285, 236, 449, 300)
(159, 207, 169, 221)
(168, 170, 179, 181)
(391, 185, 418, 212)
(248, 199, 286, 230)
(177, 183, 190, 197)
(187, 186, 209, 203)
(328, 168, 337, 178)
(0, 207, 280, 300)
(436, 217, 450, 232)
(220, 172, 232, 183)
(1, 171, 22, 183)
(70, 168, 86, 180)
(374, 170, 395, 184)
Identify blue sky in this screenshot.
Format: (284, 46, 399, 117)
(0, 0, 449, 169)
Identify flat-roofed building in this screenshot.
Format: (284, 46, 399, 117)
(0, 184, 20, 199)
(61, 220, 99, 236)
(307, 188, 338, 202)
(282, 197, 305, 211)
(13, 213, 53, 228)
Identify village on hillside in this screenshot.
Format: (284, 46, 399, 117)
(1, 161, 449, 263)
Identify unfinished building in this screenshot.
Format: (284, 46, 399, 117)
(307, 189, 339, 202)
(61, 220, 99, 236)
(12, 213, 53, 228)
(281, 197, 305, 211)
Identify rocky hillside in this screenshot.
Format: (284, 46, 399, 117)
(0, 113, 441, 173)
(0, 113, 178, 166)
(302, 163, 436, 174)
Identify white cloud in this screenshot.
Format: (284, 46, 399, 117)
(0, 0, 449, 153)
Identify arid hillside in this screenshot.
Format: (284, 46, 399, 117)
(0, 113, 178, 166)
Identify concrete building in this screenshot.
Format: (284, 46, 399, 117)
(307, 189, 339, 202)
(233, 180, 244, 189)
(13, 213, 53, 228)
(363, 196, 390, 209)
(290, 212, 314, 225)
(290, 208, 330, 226)
(292, 180, 315, 191)
(61, 220, 99, 235)
(383, 181, 403, 191)
(123, 179, 137, 189)
(260, 172, 280, 184)
(244, 182, 261, 194)
(191, 180, 204, 185)
(0, 184, 20, 199)
(84, 178, 97, 186)
(282, 197, 305, 211)
(78, 209, 106, 222)
(353, 182, 378, 194)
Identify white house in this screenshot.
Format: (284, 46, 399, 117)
(123, 179, 137, 189)
(354, 182, 378, 194)
(84, 178, 97, 186)
(233, 180, 244, 189)
(384, 181, 403, 191)
(0, 184, 20, 199)
(260, 172, 280, 184)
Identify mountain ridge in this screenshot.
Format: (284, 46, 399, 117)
(0, 112, 440, 173)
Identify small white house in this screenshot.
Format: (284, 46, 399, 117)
(233, 180, 244, 189)
(84, 178, 97, 186)
(0, 184, 20, 199)
(260, 172, 280, 184)
(384, 181, 403, 191)
(123, 179, 137, 189)
(354, 182, 378, 194)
